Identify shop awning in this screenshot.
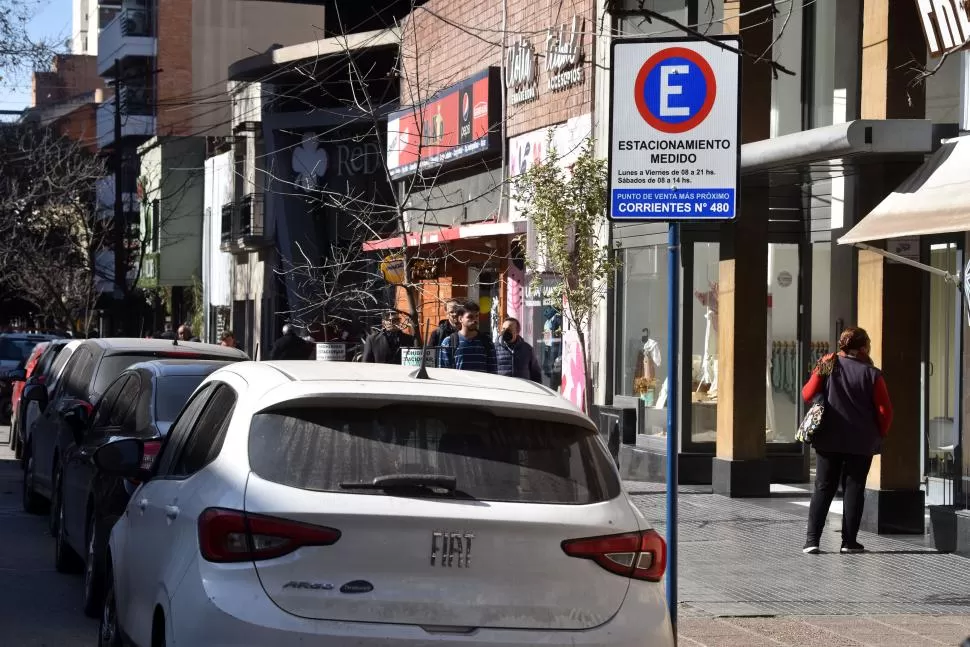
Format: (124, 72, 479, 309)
(839, 135, 970, 245)
(362, 220, 527, 252)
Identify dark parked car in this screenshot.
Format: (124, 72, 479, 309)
(0, 333, 60, 423)
(8, 339, 74, 461)
(20, 338, 247, 521)
(55, 359, 243, 616)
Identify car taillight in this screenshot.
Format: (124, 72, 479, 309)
(126, 440, 163, 486)
(198, 507, 341, 563)
(562, 529, 667, 582)
(140, 440, 162, 471)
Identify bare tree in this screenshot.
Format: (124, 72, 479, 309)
(0, 123, 109, 332)
(0, 0, 60, 83)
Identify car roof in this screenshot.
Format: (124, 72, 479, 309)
(214, 362, 592, 428)
(81, 338, 248, 359)
(126, 359, 240, 377)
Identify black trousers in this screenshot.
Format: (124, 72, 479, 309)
(806, 450, 874, 545)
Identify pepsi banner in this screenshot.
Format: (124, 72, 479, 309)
(386, 68, 502, 180)
(608, 38, 740, 221)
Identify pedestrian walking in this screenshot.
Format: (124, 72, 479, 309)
(802, 327, 893, 555)
(219, 330, 239, 348)
(495, 317, 542, 382)
(428, 299, 460, 349)
(438, 301, 496, 374)
(270, 323, 315, 360)
(362, 311, 415, 364)
(178, 324, 201, 342)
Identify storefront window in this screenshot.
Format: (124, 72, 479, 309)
(690, 243, 719, 444)
(523, 275, 563, 391)
(618, 245, 668, 415)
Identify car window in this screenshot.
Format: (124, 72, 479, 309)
(47, 345, 75, 382)
(92, 376, 130, 429)
(154, 375, 208, 425)
(248, 404, 621, 505)
(111, 374, 141, 431)
(154, 385, 214, 476)
(59, 348, 95, 400)
(170, 385, 237, 478)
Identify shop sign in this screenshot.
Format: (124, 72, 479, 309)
(386, 68, 502, 179)
(524, 276, 561, 306)
(380, 255, 405, 284)
(507, 39, 539, 105)
(608, 38, 740, 222)
(916, 0, 970, 57)
(546, 16, 584, 91)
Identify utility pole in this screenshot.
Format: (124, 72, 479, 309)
(112, 58, 126, 332)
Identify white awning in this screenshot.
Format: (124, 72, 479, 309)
(839, 135, 970, 245)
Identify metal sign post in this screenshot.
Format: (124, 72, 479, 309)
(608, 36, 741, 633)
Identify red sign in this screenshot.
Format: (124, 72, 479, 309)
(386, 68, 501, 179)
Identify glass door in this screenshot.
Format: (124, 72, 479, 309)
(923, 240, 962, 506)
(766, 242, 803, 445)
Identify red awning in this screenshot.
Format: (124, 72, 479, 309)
(363, 220, 527, 251)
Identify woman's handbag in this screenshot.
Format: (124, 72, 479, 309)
(795, 356, 836, 444)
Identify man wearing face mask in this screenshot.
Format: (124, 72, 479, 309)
(496, 317, 542, 382)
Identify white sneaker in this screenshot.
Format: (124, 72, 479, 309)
(803, 544, 820, 554)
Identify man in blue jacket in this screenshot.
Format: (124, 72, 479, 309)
(496, 317, 542, 383)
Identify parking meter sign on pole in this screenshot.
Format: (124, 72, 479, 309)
(608, 36, 741, 632)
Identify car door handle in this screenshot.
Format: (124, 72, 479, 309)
(164, 505, 179, 521)
(137, 499, 148, 512)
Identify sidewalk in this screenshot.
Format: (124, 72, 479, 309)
(626, 481, 970, 644)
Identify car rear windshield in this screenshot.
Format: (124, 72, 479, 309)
(154, 375, 206, 424)
(0, 338, 39, 363)
(248, 404, 620, 505)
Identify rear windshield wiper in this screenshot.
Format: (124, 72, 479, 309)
(340, 474, 468, 497)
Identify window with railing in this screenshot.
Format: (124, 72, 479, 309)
(221, 203, 235, 244)
(238, 193, 265, 238)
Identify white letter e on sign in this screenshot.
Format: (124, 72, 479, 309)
(659, 65, 690, 117)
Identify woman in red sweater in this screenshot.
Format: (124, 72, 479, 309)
(802, 327, 893, 555)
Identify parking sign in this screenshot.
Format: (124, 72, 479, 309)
(609, 38, 740, 221)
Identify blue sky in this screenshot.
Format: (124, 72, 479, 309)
(1, 0, 74, 112)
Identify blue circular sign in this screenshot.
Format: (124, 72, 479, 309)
(635, 47, 717, 134)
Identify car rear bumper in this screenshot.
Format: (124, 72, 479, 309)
(168, 558, 675, 647)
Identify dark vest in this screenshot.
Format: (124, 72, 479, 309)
(813, 355, 883, 456)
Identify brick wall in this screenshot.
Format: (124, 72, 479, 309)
(401, 0, 593, 139)
(32, 55, 104, 107)
(54, 104, 100, 153)
(156, 0, 195, 137)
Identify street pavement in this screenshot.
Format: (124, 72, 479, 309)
(1, 420, 969, 646)
(0, 426, 97, 647)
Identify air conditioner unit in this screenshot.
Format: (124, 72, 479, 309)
(123, 10, 147, 35)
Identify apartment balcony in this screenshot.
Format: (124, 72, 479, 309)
(237, 193, 272, 251)
(98, 8, 156, 77)
(221, 195, 271, 253)
(97, 90, 155, 149)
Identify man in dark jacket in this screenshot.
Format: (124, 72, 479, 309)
(362, 311, 415, 364)
(428, 299, 460, 349)
(271, 324, 315, 360)
(496, 317, 542, 382)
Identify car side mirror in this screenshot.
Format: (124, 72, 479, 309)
(6, 368, 26, 382)
(94, 438, 151, 481)
(22, 383, 49, 410)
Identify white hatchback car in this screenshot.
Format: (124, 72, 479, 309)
(94, 362, 674, 647)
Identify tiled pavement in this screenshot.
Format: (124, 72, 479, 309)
(624, 481, 970, 621)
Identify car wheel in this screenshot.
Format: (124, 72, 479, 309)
(83, 511, 105, 618)
(99, 572, 123, 647)
(21, 444, 45, 515)
(53, 477, 82, 574)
